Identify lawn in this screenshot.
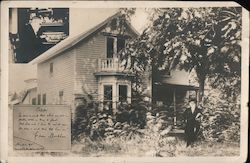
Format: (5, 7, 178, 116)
(71, 135, 240, 157)
(9, 135, 240, 157)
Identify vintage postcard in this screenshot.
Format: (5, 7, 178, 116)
(0, 1, 249, 163)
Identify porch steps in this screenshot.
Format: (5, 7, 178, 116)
(168, 129, 185, 138)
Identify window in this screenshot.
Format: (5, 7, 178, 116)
(50, 63, 53, 74)
(32, 98, 36, 105)
(106, 36, 126, 58)
(37, 94, 41, 105)
(103, 85, 113, 111)
(59, 91, 63, 104)
(119, 85, 128, 102)
(117, 37, 126, 53)
(107, 37, 114, 58)
(42, 94, 46, 105)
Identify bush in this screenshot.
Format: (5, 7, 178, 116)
(72, 99, 99, 141)
(200, 90, 240, 143)
(72, 94, 149, 142)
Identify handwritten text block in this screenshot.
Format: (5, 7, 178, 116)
(13, 105, 71, 150)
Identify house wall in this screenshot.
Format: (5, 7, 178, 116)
(74, 31, 106, 100)
(164, 69, 190, 85)
(37, 48, 75, 107)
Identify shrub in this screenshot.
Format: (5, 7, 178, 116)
(72, 99, 99, 141)
(200, 89, 240, 143)
(72, 94, 149, 142)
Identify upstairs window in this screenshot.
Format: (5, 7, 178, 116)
(117, 37, 126, 53)
(50, 63, 53, 74)
(106, 36, 126, 58)
(107, 37, 114, 58)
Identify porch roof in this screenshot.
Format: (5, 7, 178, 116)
(155, 83, 199, 91)
(94, 71, 135, 77)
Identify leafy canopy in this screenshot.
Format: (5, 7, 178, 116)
(119, 7, 241, 98)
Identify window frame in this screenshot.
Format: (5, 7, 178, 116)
(103, 84, 113, 110)
(59, 90, 64, 104)
(106, 37, 115, 58)
(106, 36, 126, 58)
(117, 37, 126, 54)
(31, 98, 36, 105)
(118, 84, 128, 102)
(37, 94, 41, 105)
(49, 62, 54, 75)
(42, 93, 46, 105)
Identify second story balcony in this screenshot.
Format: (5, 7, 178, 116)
(95, 58, 133, 76)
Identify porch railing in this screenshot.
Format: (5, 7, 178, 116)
(98, 58, 127, 72)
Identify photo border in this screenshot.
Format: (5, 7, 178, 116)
(1, 1, 249, 163)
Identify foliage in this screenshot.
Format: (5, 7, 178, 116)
(9, 90, 28, 104)
(119, 7, 242, 144)
(72, 94, 149, 142)
(120, 7, 242, 101)
(104, 8, 136, 35)
(72, 105, 240, 157)
(72, 90, 175, 142)
(200, 88, 240, 143)
(72, 96, 98, 141)
(72, 89, 240, 156)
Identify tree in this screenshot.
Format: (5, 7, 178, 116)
(120, 7, 242, 102)
(175, 7, 241, 101)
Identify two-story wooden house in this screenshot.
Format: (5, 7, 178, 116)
(29, 12, 198, 131)
(30, 13, 138, 113)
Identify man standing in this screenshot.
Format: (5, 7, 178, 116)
(184, 98, 202, 147)
(16, 12, 45, 63)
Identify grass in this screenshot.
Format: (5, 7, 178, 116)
(9, 135, 240, 157)
(71, 134, 240, 157)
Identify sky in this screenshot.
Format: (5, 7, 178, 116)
(9, 64, 37, 94)
(131, 8, 149, 33)
(70, 8, 149, 36)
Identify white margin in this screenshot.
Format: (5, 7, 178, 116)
(0, 1, 249, 163)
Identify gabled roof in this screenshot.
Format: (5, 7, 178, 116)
(30, 12, 139, 64)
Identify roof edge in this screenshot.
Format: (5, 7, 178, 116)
(30, 12, 139, 65)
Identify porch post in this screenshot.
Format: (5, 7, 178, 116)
(173, 88, 176, 128)
(195, 90, 198, 105)
(113, 82, 117, 114)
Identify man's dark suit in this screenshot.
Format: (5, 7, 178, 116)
(16, 23, 44, 63)
(184, 107, 202, 147)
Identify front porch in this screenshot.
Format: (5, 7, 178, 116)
(153, 83, 199, 134)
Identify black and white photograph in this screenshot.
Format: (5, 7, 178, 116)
(0, 1, 249, 163)
(9, 8, 69, 63)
